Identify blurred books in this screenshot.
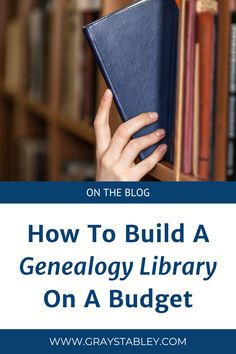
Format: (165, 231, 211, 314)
(61, 0, 101, 122)
(4, 19, 22, 92)
(17, 138, 48, 181)
(28, 0, 53, 103)
(62, 159, 96, 181)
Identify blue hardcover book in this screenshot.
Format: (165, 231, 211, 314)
(83, 0, 178, 160)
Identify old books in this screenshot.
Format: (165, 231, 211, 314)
(61, 0, 101, 122)
(178, 0, 236, 180)
(28, 0, 53, 103)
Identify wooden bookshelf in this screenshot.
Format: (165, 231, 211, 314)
(0, 0, 97, 181)
(0, 0, 232, 181)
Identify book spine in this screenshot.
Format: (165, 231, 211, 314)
(77, 0, 101, 11)
(197, 11, 215, 180)
(193, 42, 200, 177)
(168, 7, 179, 164)
(214, 0, 231, 180)
(42, 0, 53, 104)
(227, 8, 236, 180)
(4, 20, 22, 92)
(182, 0, 197, 175)
(61, 0, 83, 121)
(82, 11, 99, 123)
(209, 15, 218, 181)
(28, 1, 52, 103)
(174, 0, 187, 180)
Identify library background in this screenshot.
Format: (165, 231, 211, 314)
(0, 0, 235, 182)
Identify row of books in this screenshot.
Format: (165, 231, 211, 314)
(178, 0, 236, 180)
(28, 0, 101, 121)
(17, 137, 95, 181)
(4, 0, 101, 124)
(28, 0, 53, 103)
(4, 0, 53, 99)
(61, 0, 101, 122)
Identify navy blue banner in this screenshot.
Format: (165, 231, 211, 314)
(0, 329, 235, 354)
(0, 182, 236, 203)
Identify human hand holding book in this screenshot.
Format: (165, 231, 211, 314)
(95, 90, 167, 181)
(84, 0, 178, 173)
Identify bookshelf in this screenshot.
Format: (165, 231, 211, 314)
(0, 0, 234, 181)
(0, 0, 97, 181)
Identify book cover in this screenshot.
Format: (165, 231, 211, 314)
(83, 0, 179, 160)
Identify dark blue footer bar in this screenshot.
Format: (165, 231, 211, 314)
(0, 330, 235, 354)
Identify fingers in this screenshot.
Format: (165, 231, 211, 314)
(94, 89, 113, 157)
(120, 128, 166, 167)
(94, 101, 168, 181)
(107, 112, 159, 159)
(128, 144, 168, 180)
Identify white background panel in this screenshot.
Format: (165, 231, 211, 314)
(0, 204, 235, 329)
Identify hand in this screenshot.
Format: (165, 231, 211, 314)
(94, 89, 168, 181)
